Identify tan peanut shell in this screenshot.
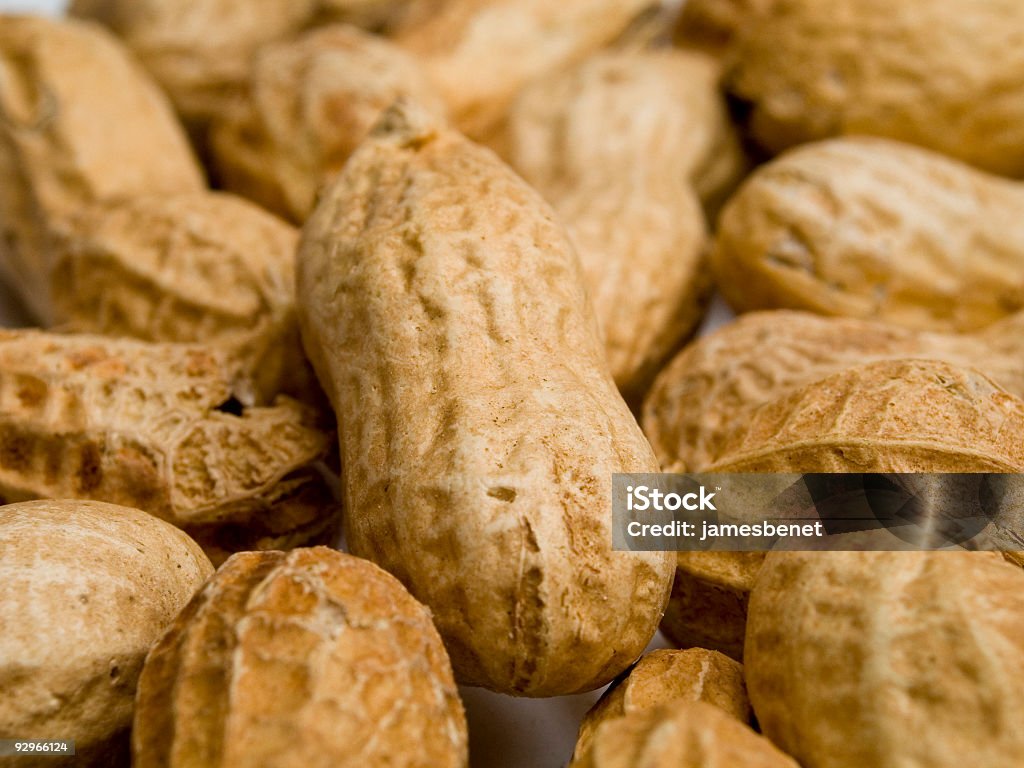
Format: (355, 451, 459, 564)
(725, 0, 1024, 176)
(502, 50, 744, 402)
(672, 0, 776, 55)
(297, 100, 673, 697)
(0, 499, 212, 766)
(643, 310, 1024, 471)
(747, 551, 1024, 768)
(574, 649, 749, 760)
(0, 14, 204, 324)
(392, 0, 663, 140)
(703, 359, 1024, 472)
(68, 0, 316, 131)
(0, 329, 337, 563)
(570, 701, 798, 768)
(50, 192, 316, 404)
(133, 547, 467, 768)
(660, 552, 765, 660)
(211, 24, 447, 224)
(712, 137, 1024, 330)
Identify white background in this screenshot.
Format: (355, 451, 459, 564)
(0, 1, 736, 765)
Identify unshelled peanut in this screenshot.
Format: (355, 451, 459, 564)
(0, 329, 338, 564)
(392, 0, 664, 140)
(296, 101, 672, 697)
(0, 14, 203, 323)
(702, 359, 1024, 472)
(643, 310, 1024, 471)
(501, 50, 745, 402)
(574, 648, 749, 760)
(0, 500, 212, 767)
(659, 552, 765, 660)
(725, 0, 1024, 176)
(712, 137, 1024, 330)
(569, 701, 798, 768)
(133, 548, 468, 768)
(211, 24, 447, 224)
(747, 551, 1024, 768)
(50, 192, 317, 403)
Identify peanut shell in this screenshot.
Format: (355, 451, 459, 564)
(746, 551, 1024, 768)
(0, 329, 337, 563)
(569, 701, 798, 768)
(643, 310, 1024, 472)
(133, 547, 468, 768)
(297, 100, 673, 697)
(502, 50, 744, 402)
(0, 499, 212, 766)
(0, 14, 203, 323)
(725, 0, 1024, 176)
(50, 192, 316, 404)
(574, 648, 749, 760)
(660, 552, 765, 660)
(712, 137, 1024, 330)
(211, 24, 447, 224)
(392, 0, 664, 140)
(703, 359, 1024, 472)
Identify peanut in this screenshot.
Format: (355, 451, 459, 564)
(501, 50, 745, 403)
(68, 0, 315, 132)
(702, 359, 1024, 472)
(0, 14, 203, 323)
(569, 701, 798, 768)
(0, 499, 212, 766)
(50, 192, 317, 403)
(725, 0, 1024, 176)
(210, 24, 447, 224)
(133, 547, 467, 768)
(0, 329, 338, 564)
(712, 137, 1024, 330)
(296, 101, 673, 696)
(643, 310, 1024, 472)
(574, 648, 749, 760)
(392, 0, 664, 141)
(659, 552, 765, 660)
(747, 551, 1024, 768)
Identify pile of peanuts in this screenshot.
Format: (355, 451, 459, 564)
(2, 0, 1024, 766)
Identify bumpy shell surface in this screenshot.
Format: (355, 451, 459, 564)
(69, 0, 316, 129)
(0, 14, 203, 323)
(574, 649, 749, 760)
(660, 552, 765, 660)
(0, 500, 212, 766)
(726, 0, 1024, 176)
(713, 138, 1024, 330)
(703, 359, 1024, 472)
(643, 310, 1024, 471)
(133, 548, 468, 768)
(0, 330, 335, 554)
(297, 101, 672, 696)
(570, 701, 798, 768)
(503, 50, 743, 402)
(211, 25, 447, 224)
(314, 0, 416, 32)
(393, 0, 663, 140)
(672, 0, 776, 55)
(51, 192, 315, 404)
(747, 551, 1024, 768)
